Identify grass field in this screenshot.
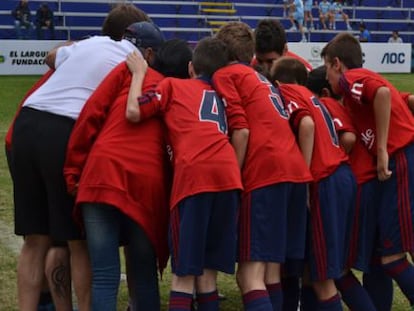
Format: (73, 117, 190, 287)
(1, 74, 414, 310)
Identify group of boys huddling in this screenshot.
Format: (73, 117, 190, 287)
(6, 3, 414, 311)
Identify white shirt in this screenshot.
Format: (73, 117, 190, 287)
(388, 36, 403, 43)
(23, 36, 138, 120)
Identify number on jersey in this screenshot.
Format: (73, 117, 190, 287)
(199, 90, 228, 134)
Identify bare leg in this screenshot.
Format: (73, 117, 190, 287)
(17, 234, 52, 311)
(68, 240, 92, 311)
(45, 246, 73, 311)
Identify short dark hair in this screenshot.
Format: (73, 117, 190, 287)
(321, 32, 363, 69)
(192, 37, 228, 78)
(255, 19, 286, 55)
(306, 65, 340, 99)
(269, 57, 308, 86)
(101, 4, 150, 41)
(153, 39, 193, 79)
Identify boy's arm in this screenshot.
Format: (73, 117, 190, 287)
(298, 116, 315, 167)
(373, 86, 392, 181)
(339, 131, 356, 154)
(231, 128, 249, 169)
(126, 51, 148, 122)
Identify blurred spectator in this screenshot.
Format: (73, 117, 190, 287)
(388, 30, 403, 43)
(303, 0, 315, 30)
(329, 0, 352, 30)
(11, 0, 33, 39)
(318, 0, 332, 30)
(358, 22, 371, 42)
(287, 0, 307, 42)
(36, 2, 55, 39)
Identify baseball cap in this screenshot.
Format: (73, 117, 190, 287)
(123, 21, 165, 50)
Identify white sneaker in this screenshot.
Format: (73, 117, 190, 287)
(288, 26, 297, 31)
(300, 37, 307, 42)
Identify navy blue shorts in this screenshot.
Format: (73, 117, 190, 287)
(238, 182, 307, 263)
(169, 190, 240, 276)
(378, 143, 414, 256)
(308, 164, 356, 281)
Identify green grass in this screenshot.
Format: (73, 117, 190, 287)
(1, 74, 414, 310)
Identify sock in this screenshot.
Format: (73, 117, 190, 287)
(318, 294, 343, 311)
(37, 291, 55, 311)
(243, 289, 273, 311)
(280, 277, 298, 311)
(383, 256, 414, 305)
(363, 260, 393, 311)
(196, 290, 219, 311)
(266, 282, 283, 311)
(300, 285, 318, 311)
(335, 271, 376, 311)
(169, 291, 193, 311)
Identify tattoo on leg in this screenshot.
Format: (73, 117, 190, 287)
(51, 262, 71, 298)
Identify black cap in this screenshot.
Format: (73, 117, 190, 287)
(123, 21, 165, 50)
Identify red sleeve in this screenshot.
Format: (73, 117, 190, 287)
(360, 76, 387, 106)
(400, 91, 411, 104)
(64, 63, 129, 194)
(139, 79, 171, 120)
(5, 69, 54, 151)
(321, 97, 356, 134)
(212, 70, 249, 132)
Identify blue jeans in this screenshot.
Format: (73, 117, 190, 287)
(82, 203, 160, 311)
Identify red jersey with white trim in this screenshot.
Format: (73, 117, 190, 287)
(280, 84, 349, 181)
(212, 63, 312, 192)
(320, 97, 355, 135)
(139, 77, 243, 209)
(339, 68, 414, 156)
(64, 63, 170, 270)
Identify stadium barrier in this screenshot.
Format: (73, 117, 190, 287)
(0, 40, 411, 75)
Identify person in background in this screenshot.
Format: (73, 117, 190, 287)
(286, 0, 307, 42)
(304, 0, 315, 30)
(358, 22, 371, 42)
(329, 0, 352, 30)
(12, 0, 33, 39)
(318, 0, 332, 30)
(36, 2, 55, 40)
(388, 30, 403, 43)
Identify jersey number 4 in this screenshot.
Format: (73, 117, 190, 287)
(199, 90, 228, 134)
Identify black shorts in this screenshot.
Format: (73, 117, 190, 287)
(12, 107, 83, 241)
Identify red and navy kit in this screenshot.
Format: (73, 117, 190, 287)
(339, 68, 414, 155)
(64, 63, 170, 269)
(213, 63, 312, 192)
(279, 84, 349, 181)
(139, 77, 243, 209)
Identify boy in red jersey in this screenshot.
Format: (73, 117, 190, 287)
(270, 57, 357, 311)
(125, 37, 243, 311)
(322, 32, 414, 310)
(213, 22, 312, 311)
(64, 21, 194, 309)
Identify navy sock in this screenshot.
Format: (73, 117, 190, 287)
(266, 282, 283, 311)
(318, 294, 343, 311)
(335, 271, 376, 311)
(363, 261, 393, 311)
(280, 277, 299, 311)
(300, 285, 318, 311)
(168, 291, 193, 311)
(243, 290, 273, 311)
(383, 256, 414, 306)
(196, 290, 219, 311)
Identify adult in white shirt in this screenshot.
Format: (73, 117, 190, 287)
(388, 30, 403, 43)
(10, 4, 151, 311)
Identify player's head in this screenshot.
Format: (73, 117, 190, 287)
(269, 56, 308, 86)
(321, 33, 362, 94)
(306, 65, 340, 99)
(191, 37, 228, 78)
(152, 39, 193, 79)
(215, 21, 254, 63)
(254, 19, 287, 72)
(123, 21, 165, 65)
(101, 4, 151, 41)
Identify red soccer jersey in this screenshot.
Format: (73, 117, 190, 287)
(139, 77, 243, 209)
(212, 63, 312, 192)
(320, 97, 355, 135)
(279, 84, 349, 181)
(339, 68, 414, 156)
(64, 63, 170, 270)
(250, 51, 313, 72)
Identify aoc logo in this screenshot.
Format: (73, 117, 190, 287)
(0, 54, 5, 63)
(311, 46, 321, 58)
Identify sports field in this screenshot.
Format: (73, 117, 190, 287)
(0, 74, 413, 310)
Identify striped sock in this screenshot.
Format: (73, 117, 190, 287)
(266, 282, 283, 311)
(242, 289, 273, 311)
(196, 290, 219, 311)
(168, 291, 193, 311)
(383, 256, 414, 306)
(318, 293, 343, 311)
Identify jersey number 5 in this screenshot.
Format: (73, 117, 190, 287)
(199, 90, 228, 134)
